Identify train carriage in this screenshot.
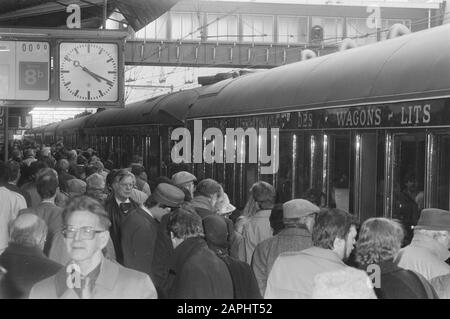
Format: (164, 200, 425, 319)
(79, 88, 202, 176)
(185, 24, 450, 233)
(42, 121, 62, 146)
(27, 24, 450, 234)
(56, 116, 91, 150)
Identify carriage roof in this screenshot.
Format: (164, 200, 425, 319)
(187, 24, 450, 119)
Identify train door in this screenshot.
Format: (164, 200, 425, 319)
(353, 132, 386, 221)
(274, 131, 294, 204)
(426, 132, 450, 210)
(386, 132, 426, 243)
(324, 132, 355, 213)
(290, 132, 318, 202)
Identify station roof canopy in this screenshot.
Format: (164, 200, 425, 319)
(0, 0, 180, 31)
(188, 24, 450, 119)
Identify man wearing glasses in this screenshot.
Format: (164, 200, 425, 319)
(29, 196, 157, 299)
(104, 169, 140, 264)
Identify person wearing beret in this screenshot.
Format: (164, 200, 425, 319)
(121, 183, 185, 291)
(397, 208, 450, 281)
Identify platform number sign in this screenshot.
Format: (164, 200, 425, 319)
(17, 42, 50, 99)
(0, 40, 50, 101)
(19, 61, 48, 91)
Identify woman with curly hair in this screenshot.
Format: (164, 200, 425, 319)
(355, 217, 438, 299)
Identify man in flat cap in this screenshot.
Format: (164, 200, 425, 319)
(172, 171, 196, 201)
(252, 199, 319, 296)
(265, 208, 357, 299)
(397, 208, 450, 280)
(121, 183, 185, 283)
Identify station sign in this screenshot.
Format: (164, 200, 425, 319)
(0, 41, 50, 101)
(271, 99, 450, 130)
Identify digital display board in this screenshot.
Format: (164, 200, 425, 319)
(0, 40, 50, 101)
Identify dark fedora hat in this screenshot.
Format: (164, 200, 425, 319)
(415, 208, 450, 232)
(151, 183, 185, 208)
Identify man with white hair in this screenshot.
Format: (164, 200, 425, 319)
(0, 214, 62, 298)
(397, 208, 450, 280)
(30, 196, 157, 299)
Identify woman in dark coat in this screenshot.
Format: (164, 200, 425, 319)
(166, 208, 233, 299)
(203, 214, 262, 299)
(355, 217, 438, 299)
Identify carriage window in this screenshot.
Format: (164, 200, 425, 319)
(294, 133, 312, 200)
(328, 134, 353, 213)
(391, 133, 425, 243)
(356, 132, 385, 221)
(430, 134, 450, 210)
(276, 132, 293, 203)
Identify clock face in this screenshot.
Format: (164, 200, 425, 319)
(59, 42, 119, 102)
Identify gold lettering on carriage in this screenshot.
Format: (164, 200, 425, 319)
(400, 104, 431, 125)
(171, 120, 279, 174)
(335, 108, 382, 127)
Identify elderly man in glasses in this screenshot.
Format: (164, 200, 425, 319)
(29, 196, 157, 299)
(104, 169, 141, 264)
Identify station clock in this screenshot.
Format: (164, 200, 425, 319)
(59, 42, 119, 102)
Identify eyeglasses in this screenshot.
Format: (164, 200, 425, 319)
(62, 226, 106, 240)
(119, 182, 134, 189)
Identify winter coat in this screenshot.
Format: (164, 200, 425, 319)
(151, 212, 174, 298)
(241, 209, 273, 264)
(360, 260, 438, 299)
(167, 237, 233, 299)
(252, 226, 313, 296)
(265, 246, 348, 299)
(397, 232, 450, 280)
(431, 272, 450, 299)
(29, 257, 157, 299)
(104, 196, 140, 264)
(214, 249, 261, 299)
(0, 243, 62, 298)
(121, 207, 159, 279)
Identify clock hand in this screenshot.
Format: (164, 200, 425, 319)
(72, 60, 102, 83)
(82, 67, 103, 83)
(82, 68, 114, 86)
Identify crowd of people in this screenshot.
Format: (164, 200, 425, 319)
(1, 141, 450, 299)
